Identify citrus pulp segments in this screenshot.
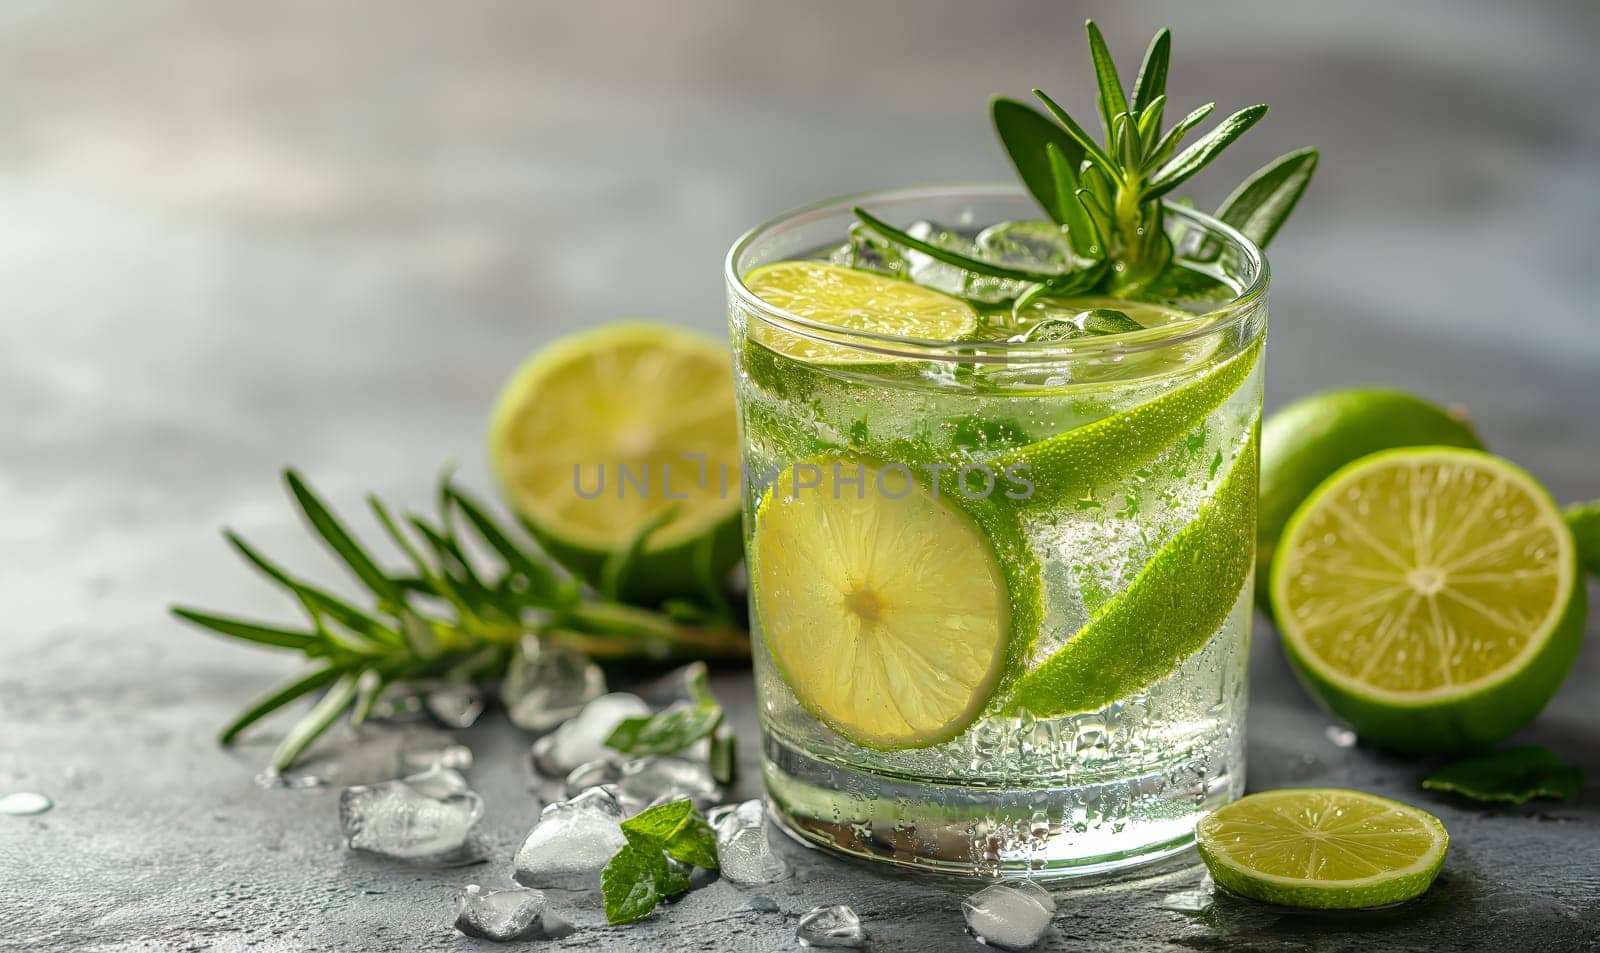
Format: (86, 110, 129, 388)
(1272, 447, 1585, 753)
(749, 455, 1014, 750)
(1007, 428, 1258, 718)
(1256, 388, 1483, 608)
(488, 322, 744, 605)
(741, 261, 978, 365)
(1196, 789, 1448, 910)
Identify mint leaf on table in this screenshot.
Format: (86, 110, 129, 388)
(606, 662, 724, 756)
(602, 799, 721, 924)
(1423, 746, 1583, 804)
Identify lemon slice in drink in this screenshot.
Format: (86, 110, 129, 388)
(488, 323, 743, 606)
(1196, 789, 1449, 909)
(1272, 447, 1585, 753)
(742, 261, 978, 364)
(750, 455, 1011, 749)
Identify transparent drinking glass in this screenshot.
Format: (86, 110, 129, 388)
(724, 185, 1268, 878)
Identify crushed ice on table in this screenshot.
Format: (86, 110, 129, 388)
(425, 684, 485, 729)
(0, 792, 53, 816)
(713, 799, 789, 885)
(453, 884, 572, 942)
(339, 770, 489, 867)
(744, 895, 780, 913)
(563, 760, 620, 798)
(400, 743, 474, 775)
(796, 904, 866, 948)
(615, 756, 719, 813)
(962, 880, 1056, 949)
(513, 786, 628, 889)
(503, 638, 607, 732)
(530, 693, 651, 776)
(1325, 724, 1358, 748)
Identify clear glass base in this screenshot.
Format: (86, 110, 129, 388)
(761, 726, 1244, 880)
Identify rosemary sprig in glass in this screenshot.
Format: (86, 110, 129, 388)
(854, 20, 1318, 302)
(172, 470, 747, 772)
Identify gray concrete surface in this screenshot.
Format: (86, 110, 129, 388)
(1, 1, 1597, 950)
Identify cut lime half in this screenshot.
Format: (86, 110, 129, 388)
(488, 322, 743, 605)
(1272, 447, 1585, 753)
(1197, 788, 1449, 910)
(750, 455, 1012, 749)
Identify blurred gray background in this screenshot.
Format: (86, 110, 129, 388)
(2, 1, 1597, 950)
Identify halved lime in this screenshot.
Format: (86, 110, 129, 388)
(749, 455, 1012, 749)
(488, 323, 743, 606)
(1257, 389, 1483, 607)
(1566, 501, 1600, 577)
(1196, 788, 1449, 909)
(1272, 447, 1585, 753)
(741, 261, 978, 364)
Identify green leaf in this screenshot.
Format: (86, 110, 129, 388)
(606, 701, 723, 756)
(992, 97, 1087, 225)
(1130, 28, 1171, 113)
(1044, 144, 1096, 256)
(285, 470, 403, 605)
(1216, 148, 1319, 249)
(1032, 89, 1118, 178)
(621, 799, 721, 871)
(710, 725, 737, 786)
(601, 840, 668, 925)
(1423, 746, 1583, 804)
(171, 607, 317, 650)
(270, 672, 360, 770)
(1084, 21, 1128, 140)
(1146, 104, 1269, 198)
(1563, 501, 1600, 577)
(446, 485, 568, 604)
(218, 664, 344, 745)
(850, 208, 1052, 283)
(684, 661, 715, 707)
(223, 532, 399, 646)
(1136, 95, 1167, 155)
(1148, 102, 1215, 167)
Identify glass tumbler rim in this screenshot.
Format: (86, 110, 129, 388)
(724, 182, 1268, 365)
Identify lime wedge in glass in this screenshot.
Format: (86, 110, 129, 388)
(1197, 788, 1449, 909)
(749, 455, 1014, 750)
(1272, 447, 1585, 753)
(488, 322, 743, 606)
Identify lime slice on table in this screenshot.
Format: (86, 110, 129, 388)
(750, 456, 1014, 750)
(1196, 789, 1449, 910)
(488, 322, 743, 606)
(741, 261, 978, 364)
(1272, 447, 1585, 753)
(1257, 388, 1483, 608)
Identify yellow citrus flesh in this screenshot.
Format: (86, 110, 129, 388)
(1276, 448, 1573, 703)
(751, 456, 1010, 749)
(742, 261, 977, 363)
(489, 323, 741, 554)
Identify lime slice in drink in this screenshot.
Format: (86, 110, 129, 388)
(749, 455, 1012, 749)
(1007, 431, 1258, 718)
(1272, 447, 1585, 753)
(1257, 388, 1483, 608)
(741, 261, 978, 364)
(1196, 789, 1449, 909)
(488, 322, 743, 606)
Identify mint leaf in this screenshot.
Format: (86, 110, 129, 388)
(601, 841, 668, 925)
(602, 800, 720, 923)
(710, 724, 737, 786)
(622, 799, 721, 871)
(685, 662, 716, 707)
(1423, 746, 1583, 804)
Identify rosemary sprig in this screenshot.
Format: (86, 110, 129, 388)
(172, 470, 747, 771)
(853, 20, 1318, 301)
